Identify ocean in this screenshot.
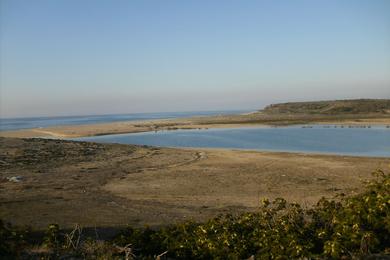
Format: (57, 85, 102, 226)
(0, 110, 247, 131)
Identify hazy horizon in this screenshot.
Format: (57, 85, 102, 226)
(1, 98, 390, 120)
(1, 0, 390, 118)
(0, 108, 253, 120)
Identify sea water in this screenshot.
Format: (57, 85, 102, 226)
(0, 110, 245, 131)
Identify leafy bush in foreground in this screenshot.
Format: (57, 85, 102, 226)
(1, 170, 389, 259)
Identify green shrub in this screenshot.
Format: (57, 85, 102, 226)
(1, 170, 389, 259)
(114, 169, 390, 259)
(0, 220, 30, 258)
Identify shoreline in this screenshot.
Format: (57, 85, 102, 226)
(1, 137, 389, 229)
(1, 114, 390, 139)
(165, 147, 390, 159)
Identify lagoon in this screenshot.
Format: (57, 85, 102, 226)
(74, 125, 390, 157)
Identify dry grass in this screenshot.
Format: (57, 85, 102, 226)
(1, 137, 389, 230)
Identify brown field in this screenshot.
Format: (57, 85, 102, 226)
(1, 137, 389, 231)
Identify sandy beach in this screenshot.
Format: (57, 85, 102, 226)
(1, 113, 390, 139)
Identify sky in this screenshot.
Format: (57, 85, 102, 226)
(0, 0, 389, 118)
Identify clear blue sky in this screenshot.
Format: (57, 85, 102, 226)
(1, 0, 389, 118)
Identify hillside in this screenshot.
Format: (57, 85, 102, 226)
(263, 99, 390, 115)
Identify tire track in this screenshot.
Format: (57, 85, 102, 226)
(119, 151, 207, 174)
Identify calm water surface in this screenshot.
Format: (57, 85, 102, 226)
(75, 125, 390, 157)
(0, 110, 245, 131)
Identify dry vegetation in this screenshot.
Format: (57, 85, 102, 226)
(1, 137, 389, 231)
(1, 170, 389, 259)
(263, 99, 390, 114)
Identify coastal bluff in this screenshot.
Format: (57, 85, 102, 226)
(262, 99, 390, 115)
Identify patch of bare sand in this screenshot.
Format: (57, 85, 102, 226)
(103, 149, 389, 222)
(1, 114, 389, 139)
(1, 137, 389, 229)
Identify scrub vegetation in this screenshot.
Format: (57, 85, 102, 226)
(1, 170, 389, 259)
(263, 99, 390, 115)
